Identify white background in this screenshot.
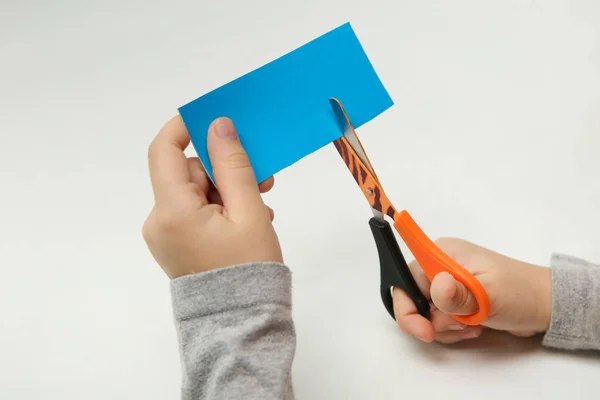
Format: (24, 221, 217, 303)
(1, 0, 599, 398)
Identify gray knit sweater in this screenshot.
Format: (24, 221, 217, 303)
(170, 254, 600, 399)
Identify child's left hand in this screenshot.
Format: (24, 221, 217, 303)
(142, 115, 282, 279)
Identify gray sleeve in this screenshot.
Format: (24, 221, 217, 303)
(542, 254, 600, 351)
(170, 262, 296, 400)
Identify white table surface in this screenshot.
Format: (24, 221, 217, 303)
(2, 0, 599, 398)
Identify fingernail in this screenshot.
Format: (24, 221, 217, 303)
(214, 118, 237, 139)
(416, 334, 433, 343)
(462, 330, 480, 339)
(448, 324, 466, 331)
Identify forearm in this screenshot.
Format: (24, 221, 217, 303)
(171, 262, 296, 399)
(542, 254, 600, 351)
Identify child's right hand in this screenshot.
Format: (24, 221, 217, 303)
(393, 238, 552, 343)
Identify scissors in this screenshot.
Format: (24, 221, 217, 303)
(329, 97, 490, 326)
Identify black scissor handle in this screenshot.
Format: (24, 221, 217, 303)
(368, 217, 431, 320)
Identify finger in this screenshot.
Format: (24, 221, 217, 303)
(207, 117, 264, 219)
(435, 326, 483, 344)
(266, 205, 274, 221)
(187, 157, 211, 196)
(259, 176, 275, 193)
(508, 330, 537, 337)
(430, 308, 467, 332)
(392, 288, 435, 342)
(148, 115, 193, 203)
(407, 259, 432, 298)
(430, 272, 478, 315)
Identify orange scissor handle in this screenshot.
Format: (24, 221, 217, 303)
(393, 210, 490, 326)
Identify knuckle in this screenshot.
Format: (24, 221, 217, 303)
(433, 237, 453, 247)
(433, 237, 465, 252)
(154, 208, 187, 234)
(453, 291, 471, 312)
(395, 318, 407, 333)
(142, 219, 153, 243)
(219, 151, 251, 170)
(142, 212, 161, 245)
(147, 138, 159, 161)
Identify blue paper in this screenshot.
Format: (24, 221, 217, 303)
(178, 22, 393, 183)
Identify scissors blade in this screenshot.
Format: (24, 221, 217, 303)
(329, 98, 376, 177)
(329, 98, 385, 221)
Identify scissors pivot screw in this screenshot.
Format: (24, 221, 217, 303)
(366, 188, 373, 195)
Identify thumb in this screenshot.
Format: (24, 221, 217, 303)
(207, 117, 264, 219)
(430, 272, 478, 316)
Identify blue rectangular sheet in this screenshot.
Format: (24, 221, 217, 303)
(178, 22, 393, 183)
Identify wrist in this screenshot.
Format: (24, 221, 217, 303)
(532, 265, 552, 332)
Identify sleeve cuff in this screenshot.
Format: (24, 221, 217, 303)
(542, 253, 600, 351)
(170, 262, 292, 322)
